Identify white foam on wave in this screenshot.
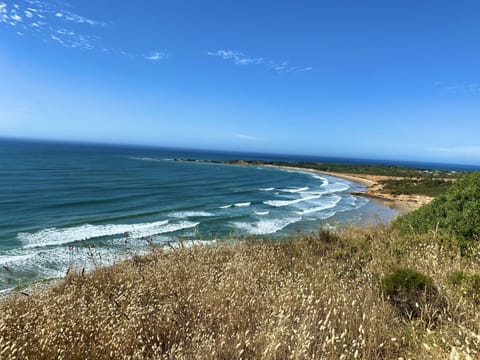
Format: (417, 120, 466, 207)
(254, 211, 269, 216)
(264, 194, 322, 207)
(295, 200, 340, 215)
(0, 288, 15, 297)
(279, 186, 309, 193)
(259, 187, 275, 191)
(234, 202, 251, 207)
(18, 220, 199, 249)
(325, 182, 350, 193)
(169, 211, 214, 218)
(312, 175, 329, 187)
(219, 204, 232, 209)
(232, 217, 302, 235)
(0, 253, 35, 266)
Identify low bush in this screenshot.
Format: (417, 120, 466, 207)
(381, 267, 439, 319)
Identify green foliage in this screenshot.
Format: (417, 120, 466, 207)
(448, 270, 467, 287)
(447, 271, 480, 302)
(266, 161, 462, 179)
(380, 178, 452, 197)
(381, 267, 438, 318)
(395, 172, 480, 241)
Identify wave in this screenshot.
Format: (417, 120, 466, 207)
(169, 211, 214, 218)
(263, 194, 322, 207)
(312, 175, 329, 187)
(295, 203, 337, 215)
(325, 182, 350, 194)
(219, 204, 232, 209)
(0, 253, 36, 266)
(318, 212, 336, 220)
(234, 202, 251, 207)
(254, 211, 269, 216)
(294, 194, 342, 215)
(279, 186, 309, 193)
(18, 220, 199, 249)
(232, 217, 302, 235)
(259, 187, 275, 191)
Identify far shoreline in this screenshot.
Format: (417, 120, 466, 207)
(175, 158, 433, 214)
(261, 164, 421, 214)
(227, 162, 428, 214)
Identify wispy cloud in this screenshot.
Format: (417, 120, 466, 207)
(208, 50, 264, 66)
(144, 51, 168, 61)
(0, 0, 164, 61)
(435, 82, 480, 95)
(54, 9, 106, 27)
(208, 49, 312, 74)
(433, 146, 480, 156)
(234, 133, 263, 141)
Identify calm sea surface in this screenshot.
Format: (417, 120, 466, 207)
(0, 139, 416, 291)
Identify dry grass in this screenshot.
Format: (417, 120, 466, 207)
(1, 227, 480, 359)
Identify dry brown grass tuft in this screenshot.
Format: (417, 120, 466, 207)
(1, 227, 480, 359)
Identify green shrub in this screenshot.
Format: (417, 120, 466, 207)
(395, 172, 480, 243)
(381, 268, 438, 319)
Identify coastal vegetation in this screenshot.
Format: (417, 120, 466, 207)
(378, 178, 452, 197)
(396, 172, 480, 241)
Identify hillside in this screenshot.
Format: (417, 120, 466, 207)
(1, 226, 480, 359)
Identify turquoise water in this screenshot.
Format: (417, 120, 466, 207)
(0, 139, 397, 291)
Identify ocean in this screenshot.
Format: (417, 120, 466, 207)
(0, 139, 412, 291)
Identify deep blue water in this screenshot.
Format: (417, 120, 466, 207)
(1, 138, 452, 291)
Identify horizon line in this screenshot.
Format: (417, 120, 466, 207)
(1, 135, 480, 170)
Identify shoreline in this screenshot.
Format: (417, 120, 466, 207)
(176, 158, 432, 214)
(260, 164, 429, 213)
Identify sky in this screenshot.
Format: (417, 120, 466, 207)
(1, 0, 480, 165)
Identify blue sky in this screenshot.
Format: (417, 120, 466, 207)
(1, 0, 480, 164)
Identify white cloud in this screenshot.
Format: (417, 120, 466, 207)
(61, 10, 106, 26)
(0, 0, 162, 61)
(10, 13, 22, 22)
(208, 50, 264, 66)
(235, 133, 263, 141)
(144, 51, 167, 61)
(433, 146, 480, 156)
(208, 49, 312, 74)
(436, 82, 480, 95)
(295, 66, 313, 73)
